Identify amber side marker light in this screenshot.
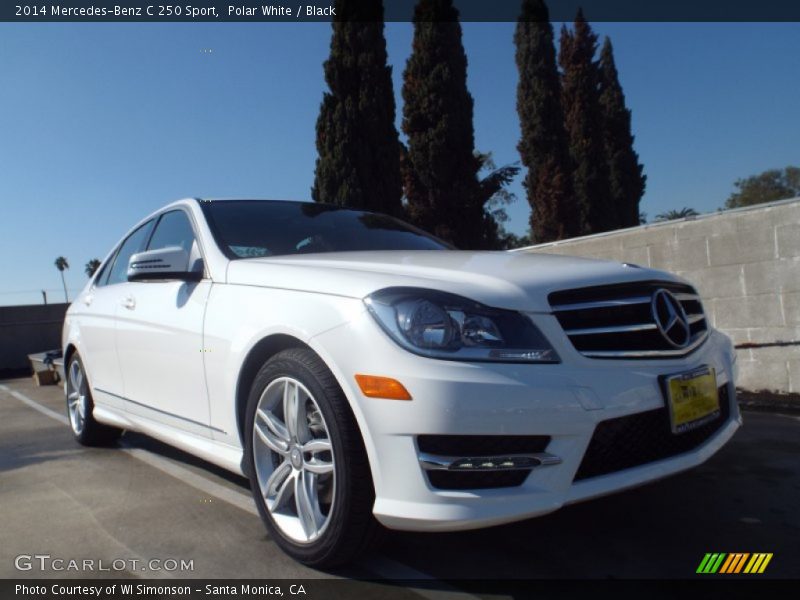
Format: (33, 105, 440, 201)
(354, 374, 412, 400)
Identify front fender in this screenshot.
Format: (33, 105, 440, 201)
(202, 283, 365, 448)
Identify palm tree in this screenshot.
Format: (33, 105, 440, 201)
(54, 256, 69, 302)
(85, 259, 101, 278)
(654, 207, 699, 222)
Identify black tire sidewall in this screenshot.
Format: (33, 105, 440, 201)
(244, 348, 373, 566)
(66, 353, 121, 446)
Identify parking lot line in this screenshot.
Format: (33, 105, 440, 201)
(0, 382, 259, 513)
(0, 382, 482, 599)
(119, 444, 259, 515)
(0, 383, 69, 425)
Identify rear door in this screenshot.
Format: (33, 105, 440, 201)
(76, 220, 154, 410)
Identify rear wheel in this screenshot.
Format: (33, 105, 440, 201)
(244, 348, 378, 566)
(66, 354, 122, 446)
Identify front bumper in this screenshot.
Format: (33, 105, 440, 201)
(311, 310, 741, 532)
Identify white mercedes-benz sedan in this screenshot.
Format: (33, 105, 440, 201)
(63, 198, 741, 566)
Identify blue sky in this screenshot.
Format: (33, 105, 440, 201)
(0, 21, 798, 306)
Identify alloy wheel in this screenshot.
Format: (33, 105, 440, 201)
(252, 377, 336, 543)
(66, 360, 88, 435)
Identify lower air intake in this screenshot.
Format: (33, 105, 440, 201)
(574, 385, 732, 481)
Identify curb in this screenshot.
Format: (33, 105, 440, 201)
(737, 388, 800, 415)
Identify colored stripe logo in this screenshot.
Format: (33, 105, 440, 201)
(697, 553, 773, 574)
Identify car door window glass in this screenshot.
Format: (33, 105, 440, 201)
(105, 220, 155, 286)
(148, 210, 204, 273)
(92, 259, 111, 288)
(148, 210, 197, 253)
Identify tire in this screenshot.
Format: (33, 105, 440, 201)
(65, 353, 122, 446)
(244, 347, 378, 567)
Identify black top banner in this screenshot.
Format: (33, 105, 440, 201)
(3, 0, 800, 22)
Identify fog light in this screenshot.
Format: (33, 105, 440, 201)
(451, 456, 542, 470)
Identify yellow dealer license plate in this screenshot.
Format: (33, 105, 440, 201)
(665, 366, 720, 434)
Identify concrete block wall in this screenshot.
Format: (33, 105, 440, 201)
(0, 303, 68, 373)
(521, 198, 800, 393)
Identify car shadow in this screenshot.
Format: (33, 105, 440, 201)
(118, 430, 250, 489)
(0, 439, 84, 474)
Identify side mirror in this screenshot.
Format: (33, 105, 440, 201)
(127, 247, 202, 282)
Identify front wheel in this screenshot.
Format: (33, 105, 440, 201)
(66, 354, 122, 446)
(244, 348, 378, 567)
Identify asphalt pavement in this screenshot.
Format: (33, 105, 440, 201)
(1, 377, 798, 591)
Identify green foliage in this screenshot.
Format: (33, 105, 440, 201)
(85, 259, 101, 278)
(654, 207, 699, 222)
(54, 256, 69, 303)
(54, 257, 69, 272)
(514, 0, 578, 243)
(401, 0, 499, 249)
(598, 37, 646, 229)
(312, 0, 403, 216)
(559, 11, 614, 235)
(724, 166, 800, 209)
(500, 232, 532, 250)
(477, 152, 521, 249)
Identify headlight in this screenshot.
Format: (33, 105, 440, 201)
(364, 287, 559, 363)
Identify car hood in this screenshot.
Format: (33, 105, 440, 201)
(224, 250, 682, 313)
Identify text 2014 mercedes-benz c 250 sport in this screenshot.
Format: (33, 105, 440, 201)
(63, 199, 741, 566)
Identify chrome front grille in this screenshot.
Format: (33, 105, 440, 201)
(549, 281, 709, 359)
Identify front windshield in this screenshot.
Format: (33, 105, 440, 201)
(201, 200, 449, 258)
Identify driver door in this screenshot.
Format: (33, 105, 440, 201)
(114, 209, 213, 438)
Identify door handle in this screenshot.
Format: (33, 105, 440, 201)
(122, 295, 136, 310)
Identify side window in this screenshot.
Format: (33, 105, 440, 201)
(147, 210, 196, 253)
(105, 220, 155, 286)
(92, 259, 111, 287)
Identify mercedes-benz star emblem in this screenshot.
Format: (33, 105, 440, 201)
(651, 289, 691, 348)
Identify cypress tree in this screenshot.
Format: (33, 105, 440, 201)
(598, 37, 646, 228)
(515, 0, 577, 242)
(312, 0, 403, 216)
(559, 10, 615, 234)
(401, 0, 491, 249)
